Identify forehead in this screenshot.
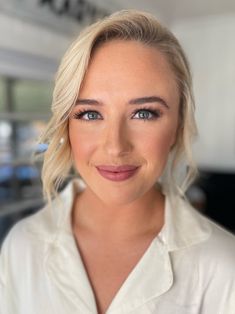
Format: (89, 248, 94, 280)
(79, 40, 179, 105)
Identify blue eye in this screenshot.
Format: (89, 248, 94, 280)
(133, 109, 161, 120)
(73, 110, 102, 121)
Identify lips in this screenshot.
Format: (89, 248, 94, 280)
(96, 165, 138, 172)
(96, 165, 139, 181)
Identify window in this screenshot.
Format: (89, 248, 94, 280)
(0, 76, 53, 207)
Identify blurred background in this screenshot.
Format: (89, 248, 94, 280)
(0, 0, 235, 245)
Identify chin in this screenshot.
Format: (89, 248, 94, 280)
(93, 184, 148, 207)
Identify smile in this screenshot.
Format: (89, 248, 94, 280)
(96, 165, 140, 182)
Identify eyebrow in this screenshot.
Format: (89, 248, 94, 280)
(129, 96, 169, 108)
(75, 95, 169, 109)
(76, 98, 99, 105)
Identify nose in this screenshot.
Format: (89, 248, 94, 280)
(102, 119, 133, 157)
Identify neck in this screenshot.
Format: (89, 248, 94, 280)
(72, 185, 165, 241)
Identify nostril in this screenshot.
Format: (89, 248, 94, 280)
(102, 124, 133, 156)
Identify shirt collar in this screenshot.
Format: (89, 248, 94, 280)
(27, 179, 212, 312)
(161, 192, 212, 252)
(27, 178, 212, 254)
(45, 179, 174, 312)
(57, 178, 211, 252)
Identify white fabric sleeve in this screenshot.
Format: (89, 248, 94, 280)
(0, 233, 18, 314)
(0, 238, 7, 314)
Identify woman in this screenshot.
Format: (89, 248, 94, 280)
(1, 10, 235, 314)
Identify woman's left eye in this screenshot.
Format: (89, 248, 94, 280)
(132, 109, 161, 120)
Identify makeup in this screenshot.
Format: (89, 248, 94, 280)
(96, 165, 140, 182)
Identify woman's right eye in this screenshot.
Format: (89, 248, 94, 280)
(73, 110, 102, 121)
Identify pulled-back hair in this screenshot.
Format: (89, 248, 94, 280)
(40, 9, 197, 201)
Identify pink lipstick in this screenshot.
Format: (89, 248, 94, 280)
(96, 165, 139, 182)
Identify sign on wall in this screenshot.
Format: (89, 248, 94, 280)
(0, 0, 109, 34)
(39, 0, 108, 23)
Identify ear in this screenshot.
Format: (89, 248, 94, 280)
(170, 131, 177, 147)
(170, 122, 182, 150)
(171, 97, 184, 147)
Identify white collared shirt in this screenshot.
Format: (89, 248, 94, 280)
(0, 179, 235, 314)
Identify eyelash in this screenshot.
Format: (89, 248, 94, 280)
(133, 108, 162, 120)
(72, 107, 163, 122)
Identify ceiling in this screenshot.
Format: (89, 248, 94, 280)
(93, 0, 235, 25)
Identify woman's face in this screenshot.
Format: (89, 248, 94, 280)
(69, 40, 180, 205)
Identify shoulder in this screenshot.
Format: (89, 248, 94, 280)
(190, 214, 235, 306)
(0, 183, 76, 288)
(199, 216, 235, 267)
(0, 204, 53, 264)
(1, 178, 83, 250)
(168, 197, 235, 298)
(185, 199, 235, 258)
(0, 179, 78, 258)
(169, 194, 235, 271)
(183, 203, 235, 280)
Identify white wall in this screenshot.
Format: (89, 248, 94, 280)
(0, 11, 76, 80)
(172, 14, 235, 172)
(0, 0, 110, 81)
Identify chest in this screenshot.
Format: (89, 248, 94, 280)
(74, 234, 158, 314)
(10, 242, 211, 314)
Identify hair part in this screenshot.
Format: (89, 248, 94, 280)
(39, 9, 198, 202)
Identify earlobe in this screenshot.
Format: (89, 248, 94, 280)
(170, 140, 176, 151)
(170, 130, 180, 151)
(170, 130, 178, 150)
(171, 119, 182, 149)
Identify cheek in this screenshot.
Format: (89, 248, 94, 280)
(69, 124, 95, 163)
(139, 125, 177, 162)
(149, 135, 172, 156)
(146, 136, 173, 179)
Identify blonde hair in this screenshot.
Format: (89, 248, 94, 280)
(39, 9, 198, 201)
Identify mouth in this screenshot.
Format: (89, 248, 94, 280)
(96, 165, 140, 182)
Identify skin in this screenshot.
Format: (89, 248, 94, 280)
(68, 40, 180, 313)
(69, 39, 180, 233)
